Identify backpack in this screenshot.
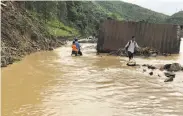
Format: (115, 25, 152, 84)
(125, 41, 131, 51)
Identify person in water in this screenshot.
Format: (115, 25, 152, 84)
(71, 41, 78, 56)
(74, 38, 82, 56)
(125, 36, 140, 61)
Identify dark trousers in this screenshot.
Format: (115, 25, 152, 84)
(128, 51, 133, 60)
(71, 51, 77, 56)
(78, 49, 82, 56)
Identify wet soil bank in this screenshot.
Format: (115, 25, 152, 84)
(1, 1, 67, 67)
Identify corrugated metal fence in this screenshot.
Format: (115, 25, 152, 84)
(97, 20, 180, 53)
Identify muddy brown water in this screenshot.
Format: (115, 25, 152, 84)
(2, 42, 183, 116)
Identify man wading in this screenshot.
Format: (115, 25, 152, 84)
(74, 38, 82, 56)
(125, 36, 140, 61)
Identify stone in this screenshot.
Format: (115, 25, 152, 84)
(163, 63, 182, 72)
(164, 72, 175, 78)
(149, 72, 153, 76)
(169, 63, 182, 72)
(143, 69, 147, 72)
(163, 64, 171, 70)
(48, 47, 54, 51)
(164, 77, 174, 82)
(148, 65, 156, 70)
(142, 64, 148, 67)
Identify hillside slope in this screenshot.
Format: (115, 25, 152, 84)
(95, 1, 168, 23)
(166, 11, 183, 25)
(24, 1, 110, 36)
(1, 1, 65, 67)
(24, 1, 183, 37)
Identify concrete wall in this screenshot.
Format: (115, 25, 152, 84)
(97, 20, 181, 54)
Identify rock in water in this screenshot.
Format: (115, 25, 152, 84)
(169, 63, 182, 72)
(164, 72, 175, 78)
(143, 69, 147, 72)
(142, 64, 148, 67)
(164, 72, 175, 82)
(49, 47, 54, 51)
(148, 65, 156, 70)
(149, 72, 153, 76)
(163, 63, 182, 72)
(164, 77, 174, 82)
(163, 64, 171, 70)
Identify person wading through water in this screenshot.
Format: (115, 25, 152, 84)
(125, 36, 140, 61)
(71, 41, 78, 56)
(74, 38, 82, 56)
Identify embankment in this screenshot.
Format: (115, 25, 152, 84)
(1, 1, 66, 67)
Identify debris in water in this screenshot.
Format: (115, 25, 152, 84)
(109, 48, 126, 56)
(143, 69, 147, 72)
(164, 72, 175, 77)
(163, 53, 171, 56)
(164, 77, 174, 82)
(142, 64, 148, 67)
(163, 63, 182, 72)
(149, 72, 153, 76)
(148, 65, 156, 70)
(164, 72, 175, 82)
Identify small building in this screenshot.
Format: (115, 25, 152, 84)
(97, 20, 181, 54)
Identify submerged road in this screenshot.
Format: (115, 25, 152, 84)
(2, 43, 183, 116)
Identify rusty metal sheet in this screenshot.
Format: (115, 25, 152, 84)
(98, 20, 179, 54)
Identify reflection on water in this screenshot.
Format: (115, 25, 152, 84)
(2, 43, 183, 116)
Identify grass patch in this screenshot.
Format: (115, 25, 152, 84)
(27, 11, 79, 37)
(47, 26, 71, 37)
(47, 20, 79, 37)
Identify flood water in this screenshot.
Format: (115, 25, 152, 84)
(2, 41, 183, 116)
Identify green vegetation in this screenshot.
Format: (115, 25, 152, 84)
(96, 1, 168, 23)
(166, 11, 183, 25)
(24, 1, 183, 38)
(171, 11, 183, 18)
(47, 20, 79, 37)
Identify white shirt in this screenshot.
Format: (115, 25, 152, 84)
(125, 40, 139, 53)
